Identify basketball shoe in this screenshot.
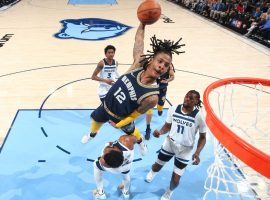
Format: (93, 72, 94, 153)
(93, 189, 106, 200)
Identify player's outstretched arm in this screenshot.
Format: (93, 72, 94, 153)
(127, 23, 146, 72)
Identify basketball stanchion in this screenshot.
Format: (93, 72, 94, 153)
(203, 77, 270, 199)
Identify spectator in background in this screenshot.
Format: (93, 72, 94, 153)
(236, 2, 245, 13)
(194, 0, 209, 15)
(219, 0, 235, 24)
(251, 6, 263, 20)
(212, 0, 226, 20)
(260, 1, 270, 13)
(244, 0, 256, 14)
(245, 12, 268, 36)
(256, 17, 270, 40)
(0, 0, 17, 8)
(266, 8, 270, 20)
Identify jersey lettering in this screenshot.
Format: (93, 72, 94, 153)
(121, 76, 137, 101)
(173, 118, 193, 127)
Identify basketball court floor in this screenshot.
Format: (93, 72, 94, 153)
(0, 0, 269, 199)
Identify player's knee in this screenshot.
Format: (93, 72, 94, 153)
(156, 158, 166, 166)
(121, 123, 135, 135)
(173, 166, 186, 176)
(131, 127, 141, 140)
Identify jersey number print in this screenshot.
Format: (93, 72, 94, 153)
(114, 87, 126, 104)
(177, 125, 184, 134)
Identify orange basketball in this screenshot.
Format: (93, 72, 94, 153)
(137, 0, 161, 25)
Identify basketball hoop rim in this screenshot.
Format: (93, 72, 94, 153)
(203, 77, 270, 179)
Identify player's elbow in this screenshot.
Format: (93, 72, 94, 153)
(91, 75, 98, 81)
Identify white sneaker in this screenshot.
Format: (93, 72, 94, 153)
(161, 188, 173, 200)
(119, 183, 130, 200)
(122, 191, 130, 200)
(145, 170, 157, 183)
(81, 133, 92, 144)
(139, 140, 148, 156)
(93, 189, 107, 200)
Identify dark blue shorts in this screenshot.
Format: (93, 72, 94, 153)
(91, 105, 135, 134)
(91, 105, 112, 123)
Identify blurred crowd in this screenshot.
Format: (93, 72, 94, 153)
(0, 0, 19, 9)
(168, 0, 270, 47)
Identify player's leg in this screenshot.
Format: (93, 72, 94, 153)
(161, 144, 192, 200)
(145, 137, 174, 182)
(93, 160, 107, 199)
(119, 173, 130, 200)
(121, 123, 148, 156)
(157, 87, 167, 116)
(81, 105, 108, 144)
(145, 109, 152, 140)
(161, 160, 187, 200)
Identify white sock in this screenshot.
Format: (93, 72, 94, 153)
(93, 162, 104, 193)
(147, 169, 157, 181)
(167, 188, 173, 194)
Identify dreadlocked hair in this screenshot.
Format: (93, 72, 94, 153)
(141, 35, 185, 69)
(189, 90, 203, 109)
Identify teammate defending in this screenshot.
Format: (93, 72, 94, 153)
(93, 134, 137, 200)
(91, 45, 119, 102)
(145, 90, 207, 200)
(81, 23, 185, 155)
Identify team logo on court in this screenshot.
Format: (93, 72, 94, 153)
(55, 18, 131, 40)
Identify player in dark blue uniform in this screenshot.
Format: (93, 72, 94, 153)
(81, 23, 185, 155)
(156, 64, 175, 116)
(145, 64, 175, 140)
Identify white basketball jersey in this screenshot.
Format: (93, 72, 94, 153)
(98, 59, 119, 99)
(166, 104, 207, 147)
(102, 140, 134, 174)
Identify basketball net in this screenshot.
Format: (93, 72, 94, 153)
(203, 78, 270, 200)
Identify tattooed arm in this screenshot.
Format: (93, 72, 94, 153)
(137, 95, 158, 114)
(127, 23, 146, 72)
(114, 94, 158, 128)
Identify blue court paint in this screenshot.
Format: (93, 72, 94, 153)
(0, 109, 242, 200)
(68, 0, 117, 5)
